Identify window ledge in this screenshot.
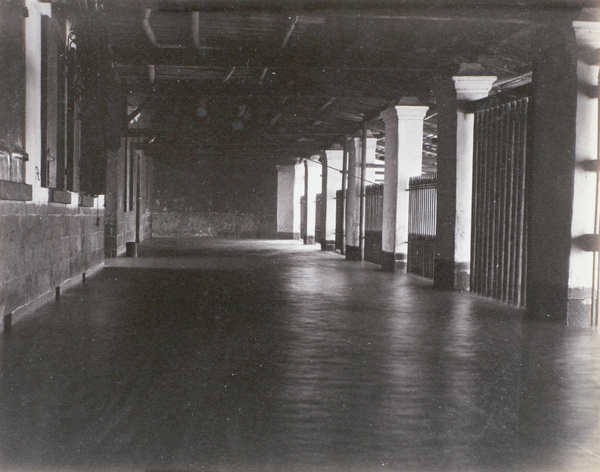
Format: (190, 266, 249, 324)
(48, 188, 72, 205)
(0, 180, 32, 201)
(79, 194, 94, 207)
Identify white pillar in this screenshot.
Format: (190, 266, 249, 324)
(345, 137, 361, 259)
(304, 157, 321, 245)
(276, 164, 296, 239)
(345, 136, 376, 260)
(292, 160, 304, 240)
(451, 70, 497, 288)
(381, 99, 429, 271)
(320, 148, 344, 250)
(568, 21, 600, 325)
(433, 67, 496, 289)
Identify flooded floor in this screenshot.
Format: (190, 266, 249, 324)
(1, 238, 599, 472)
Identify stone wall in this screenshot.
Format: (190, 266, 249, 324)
(152, 211, 271, 238)
(152, 157, 276, 238)
(0, 200, 104, 323)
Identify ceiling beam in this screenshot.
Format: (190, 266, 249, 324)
(142, 8, 159, 47)
(281, 15, 298, 50)
(124, 81, 416, 101)
(191, 11, 200, 49)
(98, 1, 590, 20)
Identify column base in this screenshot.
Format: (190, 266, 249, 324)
(525, 279, 568, 324)
(381, 251, 406, 272)
(433, 258, 469, 291)
(304, 235, 315, 245)
(345, 245, 361, 261)
(276, 231, 295, 239)
(321, 240, 336, 251)
(566, 286, 593, 327)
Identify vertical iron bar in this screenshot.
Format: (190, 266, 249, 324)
(498, 103, 510, 301)
(505, 102, 517, 304)
(341, 138, 348, 255)
(471, 111, 480, 293)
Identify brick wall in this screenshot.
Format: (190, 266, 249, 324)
(0, 200, 104, 321)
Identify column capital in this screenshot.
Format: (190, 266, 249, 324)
(574, 21, 600, 50)
(452, 75, 497, 101)
(324, 148, 344, 162)
(276, 164, 295, 173)
(574, 21, 600, 66)
(305, 156, 321, 168)
(381, 102, 429, 124)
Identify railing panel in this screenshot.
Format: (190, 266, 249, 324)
(408, 175, 437, 278)
(335, 189, 344, 252)
(315, 193, 323, 245)
(364, 184, 383, 264)
(471, 97, 529, 306)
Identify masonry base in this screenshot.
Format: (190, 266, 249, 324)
(381, 251, 406, 272)
(434, 258, 470, 291)
(4, 262, 104, 331)
(345, 245, 361, 261)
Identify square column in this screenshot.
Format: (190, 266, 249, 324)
(567, 21, 600, 325)
(320, 148, 344, 251)
(303, 157, 321, 245)
(381, 100, 429, 271)
(345, 136, 377, 260)
(526, 24, 578, 322)
(434, 67, 496, 289)
(276, 164, 297, 239)
(291, 160, 304, 240)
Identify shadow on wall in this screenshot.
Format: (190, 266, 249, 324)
(152, 211, 275, 239)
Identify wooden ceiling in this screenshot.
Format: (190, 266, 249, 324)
(57, 0, 590, 163)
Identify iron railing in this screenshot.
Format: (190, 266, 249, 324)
(408, 174, 437, 278)
(470, 97, 529, 306)
(365, 184, 384, 264)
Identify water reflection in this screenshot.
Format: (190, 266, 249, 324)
(0, 239, 598, 472)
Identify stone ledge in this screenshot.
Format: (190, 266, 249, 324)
(48, 188, 72, 205)
(79, 194, 95, 207)
(0, 180, 32, 201)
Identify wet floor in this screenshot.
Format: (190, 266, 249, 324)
(1, 238, 599, 472)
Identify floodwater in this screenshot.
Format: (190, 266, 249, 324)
(0, 238, 599, 472)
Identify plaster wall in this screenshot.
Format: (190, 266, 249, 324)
(276, 165, 295, 237)
(104, 141, 153, 257)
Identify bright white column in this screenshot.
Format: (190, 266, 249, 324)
(345, 137, 362, 258)
(381, 99, 429, 271)
(451, 69, 497, 288)
(292, 159, 304, 240)
(568, 21, 600, 325)
(345, 136, 376, 259)
(321, 148, 344, 250)
(304, 157, 321, 245)
(276, 164, 297, 238)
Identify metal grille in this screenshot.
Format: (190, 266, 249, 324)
(408, 175, 437, 278)
(335, 189, 344, 252)
(300, 195, 307, 242)
(471, 98, 529, 306)
(364, 184, 384, 264)
(315, 193, 323, 245)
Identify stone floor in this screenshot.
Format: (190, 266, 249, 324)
(1, 238, 599, 472)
